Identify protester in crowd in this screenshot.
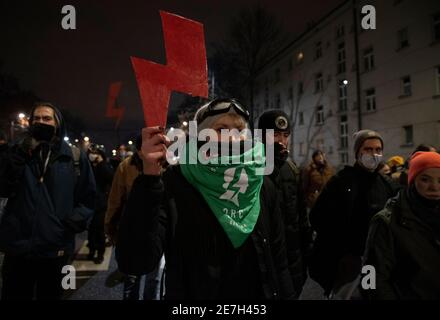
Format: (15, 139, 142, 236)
(308, 129, 400, 298)
(301, 150, 335, 211)
(0, 102, 96, 300)
(116, 98, 296, 299)
(364, 151, 440, 299)
(258, 110, 311, 298)
(399, 144, 438, 186)
(87, 144, 114, 264)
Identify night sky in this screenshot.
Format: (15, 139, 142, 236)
(0, 0, 343, 146)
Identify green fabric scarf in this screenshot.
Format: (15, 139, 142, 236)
(180, 141, 265, 248)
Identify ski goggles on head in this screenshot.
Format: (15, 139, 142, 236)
(197, 98, 250, 124)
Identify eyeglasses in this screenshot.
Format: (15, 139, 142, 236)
(198, 98, 250, 124)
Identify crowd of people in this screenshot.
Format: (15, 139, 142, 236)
(0, 99, 439, 300)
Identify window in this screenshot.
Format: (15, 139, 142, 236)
(363, 47, 375, 72)
(316, 105, 324, 125)
(436, 66, 440, 94)
(338, 80, 348, 112)
(336, 25, 345, 38)
(340, 115, 348, 149)
(288, 59, 293, 71)
(275, 93, 281, 108)
(341, 152, 349, 164)
(298, 82, 304, 95)
(365, 88, 376, 111)
(274, 68, 280, 84)
(288, 86, 293, 100)
(337, 42, 346, 74)
(299, 112, 304, 125)
(397, 27, 409, 49)
(315, 73, 324, 93)
(315, 41, 322, 59)
(403, 125, 413, 145)
(433, 12, 440, 41)
(401, 76, 412, 96)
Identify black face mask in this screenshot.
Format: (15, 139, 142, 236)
(31, 123, 56, 142)
(274, 142, 288, 163)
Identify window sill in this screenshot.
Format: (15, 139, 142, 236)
(400, 143, 414, 148)
(398, 94, 412, 99)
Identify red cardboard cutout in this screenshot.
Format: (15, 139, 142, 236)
(131, 11, 209, 127)
(105, 82, 125, 129)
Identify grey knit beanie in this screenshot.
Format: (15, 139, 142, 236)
(353, 129, 383, 158)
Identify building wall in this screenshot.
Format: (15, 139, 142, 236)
(254, 0, 440, 169)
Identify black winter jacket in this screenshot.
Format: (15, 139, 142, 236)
(269, 158, 312, 297)
(364, 190, 440, 299)
(308, 163, 400, 294)
(0, 106, 96, 258)
(116, 165, 295, 300)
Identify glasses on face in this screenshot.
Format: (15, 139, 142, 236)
(198, 98, 250, 124)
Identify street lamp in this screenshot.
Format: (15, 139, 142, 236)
(18, 113, 26, 120)
(84, 136, 90, 142)
(74, 139, 79, 143)
(343, 79, 349, 85)
(182, 121, 188, 127)
(128, 140, 133, 145)
(64, 136, 69, 142)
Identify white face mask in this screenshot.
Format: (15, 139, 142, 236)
(89, 154, 99, 162)
(359, 153, 383, 171)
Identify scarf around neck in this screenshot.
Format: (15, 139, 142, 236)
(180, 141, 266, 248)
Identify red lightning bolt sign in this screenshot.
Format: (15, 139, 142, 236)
(131, 11, 209, 127)
(106, 82, 125, 129)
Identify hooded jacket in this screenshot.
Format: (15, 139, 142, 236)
(0, 104, 96, 258)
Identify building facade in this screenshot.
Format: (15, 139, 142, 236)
(254, 0, 440, 168)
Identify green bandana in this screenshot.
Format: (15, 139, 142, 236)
(180, 141, 265, 248)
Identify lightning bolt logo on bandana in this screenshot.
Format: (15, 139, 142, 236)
(220, 168, 249, 207)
